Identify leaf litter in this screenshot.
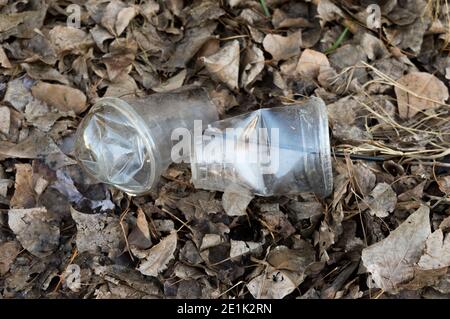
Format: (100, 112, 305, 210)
(1, 0, 450, 300)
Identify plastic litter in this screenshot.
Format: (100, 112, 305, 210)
(74, 88, 219, 195)
(191, 97, 333, 197)
(75, 91, 333, 198)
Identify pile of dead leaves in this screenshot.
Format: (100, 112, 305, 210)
(1, 0, 450, 299)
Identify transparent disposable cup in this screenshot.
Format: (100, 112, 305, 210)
(190, 97, 333, 197)
(75, 88, 219, 195)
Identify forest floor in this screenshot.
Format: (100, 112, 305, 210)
(1, 0, 450, 299)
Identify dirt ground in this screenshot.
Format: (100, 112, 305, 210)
(1, 0, 450, 299)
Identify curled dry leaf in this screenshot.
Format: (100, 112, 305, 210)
(8, 207, 60, 258)
(365, 182, 397, 218)
(138, 231, 178, 277)
(241, 45, 265, 88)
(316, 0, 344, 27)
(128, 208, 152, 250)
(70, 206, 124, 259)
(31, 82, 87, 114)
(263, 31, 301, 61)
(362, 205, 431, 293)
(395, 72, 449, 119)
(201, 40, 240, 90)
(296, 49, 330, 79)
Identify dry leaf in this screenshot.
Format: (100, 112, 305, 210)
(31, 82, 87, 114)
(247, 245, 315, 299)
(316, 0, 344, 27)
(0, 6, 48, 41)
(21, 63, 69, 85)
(138, 231, 178, 277)
(101, 0, 127, 35)
(230, 240, 262, 259)
(10, 164, 35, 209)
(0, 106, 11, 137)
(241, 45, 265, 88)
(296, 49, 330, 79)
(222, 186, 253, 216)
(70, 206, 124, 259)
(8, 207, 60, 258)
(437, 176, 450, 194)
(201, 40, 240, 90)
(49, 26, 94, 55)
(128, 208, 152, 250)
(365, 182, 397, 218)
(167, 22, 217, 69)
(0, 241, 21, 276)
(115, 6, 137, 36)
(395, 72, 449, 119)
(0, 131, 76, 169)
(362, 205, 431, 293)
(0, 45, 12, 68)
(152, 69, 186, 93)
(418, 229, 450, 270)
(247, 268, 300, 299)
(263, 31, 301, 61)
(3, 77, 34, 112)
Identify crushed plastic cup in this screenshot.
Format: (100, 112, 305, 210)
(74, 88, 219, 195)
(190, 97, 333, 197)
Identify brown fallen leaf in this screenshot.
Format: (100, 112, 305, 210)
(0, 241, 21, 276)
(0, 4, 48, 41)
(263, 31, 301, 61)
(138, 231, 178, 277)
(10, 164, 35, 209)
(395, 72, 449, 119)
(296, 49, 330, 79)
(418, 229, 450, 270)
(316, 0, 344, 27)
(102, 38, 137, 81)
(0, 131, 76, 169)
(8, 207, 60, 258)
(101, 0, 127, 36)
(48, 26, 94, 55)
(0, 106, 11, 137)
(21, 63, 69, 85)
(0, 45, 12, 68)
(115, 5, 137, 36)
(201, 40, 240, 90)
(362, 205, 431, 293)
(31, 81, 87, 114)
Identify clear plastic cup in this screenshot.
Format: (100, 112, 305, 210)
(74, 88, 219, 195)
(190, 97, 333, 197)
